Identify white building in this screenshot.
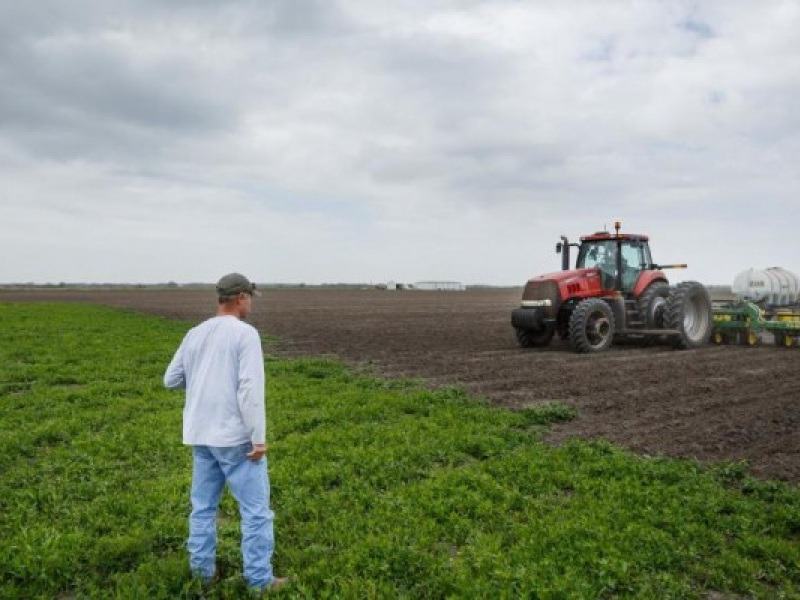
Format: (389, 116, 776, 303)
(413, 281, 466, 291)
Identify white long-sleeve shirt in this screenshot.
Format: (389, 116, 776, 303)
(164, 315, 266, 446)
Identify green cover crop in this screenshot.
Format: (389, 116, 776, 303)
(0, 304, 798, 598)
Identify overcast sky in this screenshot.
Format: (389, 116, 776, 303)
(1, 1, 798, 285)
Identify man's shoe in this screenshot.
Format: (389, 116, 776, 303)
(250, 576, 290, 595)
(268, 576, 290, 590)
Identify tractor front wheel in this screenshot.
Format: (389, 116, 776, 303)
(515, 326, 555, 348)
(569, 298, 616, 353)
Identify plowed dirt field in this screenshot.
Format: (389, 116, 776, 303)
(4, 288, 798, 481)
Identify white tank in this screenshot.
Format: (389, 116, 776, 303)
(732, 267, 800, 306)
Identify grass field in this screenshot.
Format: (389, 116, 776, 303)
(0, 303, 798, 599)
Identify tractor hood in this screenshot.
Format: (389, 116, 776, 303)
(525, 268, 600, 286)
(522, 268, 604, 310)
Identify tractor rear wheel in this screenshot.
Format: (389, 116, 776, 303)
(515, 326, 554, 348)
(664, 281, 713, 349)
(638, 281, 669, 328)
(569, 298, 616, 353)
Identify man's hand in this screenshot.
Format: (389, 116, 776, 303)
(247, 443, 267, 461)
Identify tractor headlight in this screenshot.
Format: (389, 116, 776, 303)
(521, 299, 552, 308)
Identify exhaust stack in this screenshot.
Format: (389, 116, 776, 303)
(560, 235, 570, 271)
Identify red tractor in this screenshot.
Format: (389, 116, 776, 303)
(512, 223, 713, 352)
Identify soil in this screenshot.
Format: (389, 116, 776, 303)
(3, 287, 798, 482)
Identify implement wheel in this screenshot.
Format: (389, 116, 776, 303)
(775, 332, 795, 348)
(664, 281, 713, 349)
(742, 330, 761, 347)
(515, 326, 554, 348)
(569, 298, 615, 353)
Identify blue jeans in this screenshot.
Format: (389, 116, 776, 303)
(188, 443, 274, 588)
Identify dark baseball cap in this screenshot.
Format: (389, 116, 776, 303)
(216, 273, 261, 297)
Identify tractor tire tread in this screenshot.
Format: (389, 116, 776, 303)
(569, 298, 616, 353)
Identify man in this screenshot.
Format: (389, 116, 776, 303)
(163, 273, 286, 591)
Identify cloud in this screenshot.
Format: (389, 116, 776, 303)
(1, 0, 798, 284)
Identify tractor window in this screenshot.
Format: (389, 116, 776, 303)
(577, 241, 617, 288)
(620, 242, 646, 291)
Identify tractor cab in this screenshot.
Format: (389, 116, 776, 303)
(555, 223, 672, 298)
(573, 232, 653, 293)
